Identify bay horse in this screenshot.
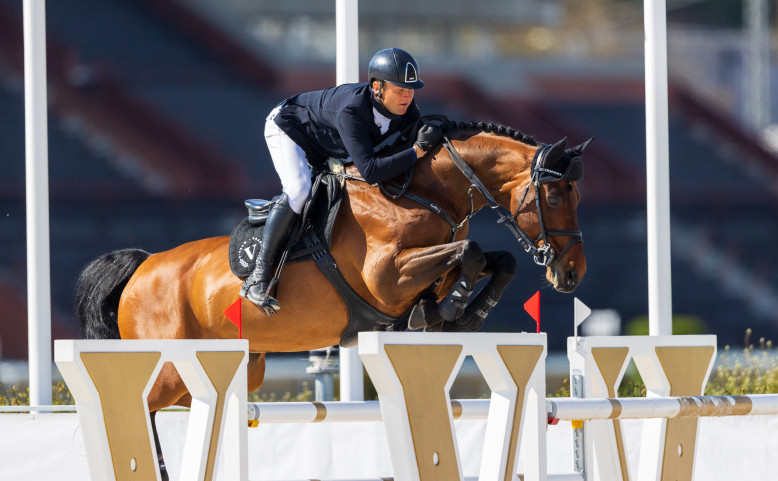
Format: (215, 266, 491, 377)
(75, 120, 590, 477)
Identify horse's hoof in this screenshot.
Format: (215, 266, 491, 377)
(408, 304, 425, 330)
(455, 313, 486, 331)
(423, 323, 444, 332)
(408, 297, 442, 329)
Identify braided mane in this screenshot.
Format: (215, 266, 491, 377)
(443, 120, 537, 146)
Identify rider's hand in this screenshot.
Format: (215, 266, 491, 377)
(414, 123, 443, 154)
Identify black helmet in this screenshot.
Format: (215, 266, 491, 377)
(368, 48, 424, 89)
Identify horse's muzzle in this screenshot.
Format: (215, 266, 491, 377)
(548, 258, 584, 293)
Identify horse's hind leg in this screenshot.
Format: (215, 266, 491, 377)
(447, 250, 517, 331)
(246, 353, 267, 394)
(169, 353, 266, 408)
(147, 363, 188, 481)
(150, 411, 170, 481)
(148, 353, 266, 480)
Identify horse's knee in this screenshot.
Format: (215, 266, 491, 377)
(459, 240, 486, 271)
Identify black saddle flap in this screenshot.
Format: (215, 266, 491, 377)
(228, 218, 265, 278)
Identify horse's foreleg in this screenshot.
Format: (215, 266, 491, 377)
(437, 241, 487, 321)
(394, 240, 486, 329)
(445, 250, 517, 332)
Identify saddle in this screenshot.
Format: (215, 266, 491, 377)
(228, 172, 341, 279)
(228, 160, 403, 347)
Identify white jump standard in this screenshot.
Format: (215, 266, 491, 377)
(53, 333, 778, 481)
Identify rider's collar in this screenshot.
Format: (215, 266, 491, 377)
(370, 94, 402, 121)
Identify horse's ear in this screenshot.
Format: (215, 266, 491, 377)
(568, 137, 595, 157)
(547, 137, 567, 162)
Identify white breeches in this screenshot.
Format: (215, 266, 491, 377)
(265, 106, 312, 214)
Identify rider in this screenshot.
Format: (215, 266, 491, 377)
(240, 47, 443, 315)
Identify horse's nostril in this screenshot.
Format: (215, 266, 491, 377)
(566, 269, 578, 287)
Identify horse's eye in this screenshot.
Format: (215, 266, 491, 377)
(547, 195, 561, 207)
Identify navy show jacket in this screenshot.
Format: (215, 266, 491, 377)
(273, 82, 420, 184)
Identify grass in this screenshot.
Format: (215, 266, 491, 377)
(551, 329, 778, 397)
(0, 381, 73, 406)
(0, 381, 315, 406)
(707, 331, 778, 395)
(247, 382, 314, 402)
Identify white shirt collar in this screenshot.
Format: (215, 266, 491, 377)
(373, 107, 392, 135)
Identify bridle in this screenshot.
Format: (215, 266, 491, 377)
(442, 139, 583, 267)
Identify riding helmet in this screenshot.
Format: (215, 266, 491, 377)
(368, 48, 424, 89)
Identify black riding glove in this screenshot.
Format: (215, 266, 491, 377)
(414, 123, 443, 152)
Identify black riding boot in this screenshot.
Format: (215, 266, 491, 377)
(240, 194, 298, 315)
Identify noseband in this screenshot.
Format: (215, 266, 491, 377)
(442, 139, 583, 267)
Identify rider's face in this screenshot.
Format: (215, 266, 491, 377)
(373, 81, 414, 116)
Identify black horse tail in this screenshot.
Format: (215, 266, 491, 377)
(75, 248, 150, 339)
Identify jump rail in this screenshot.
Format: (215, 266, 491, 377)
(247, 399, 489, 425)
(246, 393, 778, 426)
(547, 393, 778, 423)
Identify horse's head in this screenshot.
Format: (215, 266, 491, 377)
(426, 122, 591, 293)
(512, 137, 592, 293)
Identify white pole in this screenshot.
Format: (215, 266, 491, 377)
(23, 0, 52, 407)
(336, 0, 359, 87)
(644, 0, 673, 336)
(744, 0, 770, 130)
(335, 0, 363, 401)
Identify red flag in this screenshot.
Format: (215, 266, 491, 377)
(523, 291, 540, 333)
(225, 298, 242, 339)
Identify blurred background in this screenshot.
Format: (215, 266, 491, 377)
(1, 0, 777, 364)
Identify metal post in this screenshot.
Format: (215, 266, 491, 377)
(336, 0, 359, 88)
(571, 374, 585, 477)
(307, 347, 339, 401)
(335, 0, 364, 401)
(23, 0, 52, 408)
(644, 0, 673, 336)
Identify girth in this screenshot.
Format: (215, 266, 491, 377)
(302, 229, 401, 347)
